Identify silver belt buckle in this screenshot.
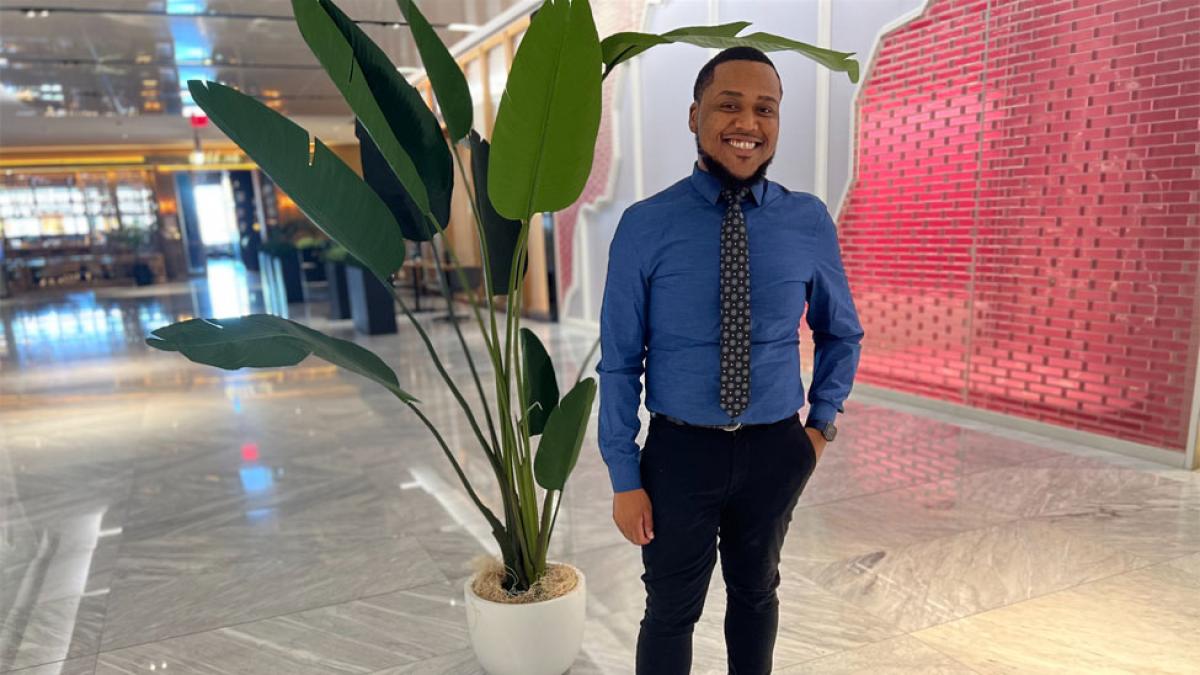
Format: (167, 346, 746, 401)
(718, 421, 742, 432)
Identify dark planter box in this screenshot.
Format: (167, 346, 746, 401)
(326, 261, 352, 320)
(300, 247, 327, 282)
(346, 264, 397, 335)
(132, 262, 155, 286)
(272, 250, 305, 303)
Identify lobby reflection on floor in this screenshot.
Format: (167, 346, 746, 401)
(1, 263, 1196, 674)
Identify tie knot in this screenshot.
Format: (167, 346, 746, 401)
(721, 186, 750, 206)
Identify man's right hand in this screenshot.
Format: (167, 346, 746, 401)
(613, 488, 654, 546)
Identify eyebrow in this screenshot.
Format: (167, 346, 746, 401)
(715, 90, 779, 104)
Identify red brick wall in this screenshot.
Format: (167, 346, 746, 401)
(836, 0, 1199, 451)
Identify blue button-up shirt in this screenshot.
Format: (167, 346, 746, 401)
(596, 162, 865, 493)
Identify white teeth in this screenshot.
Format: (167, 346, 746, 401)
(726, 139, 757, 150)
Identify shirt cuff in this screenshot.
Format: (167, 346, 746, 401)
(607, 456, 643, 493)
(805, 401, 839, 427)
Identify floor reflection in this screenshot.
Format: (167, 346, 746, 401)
(0, 259, 266, 368)
(2, 259, 1196, 674)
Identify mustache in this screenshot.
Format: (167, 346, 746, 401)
(695, 135, 774, 191)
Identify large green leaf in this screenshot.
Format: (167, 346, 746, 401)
(146, 315, 417, 402)
(188, 80, 405, 280)
(534, 377, 597, 491)
(488, 0, 602, 221)
(397, 0, 472, 142)
(468, 130, 525, 295)
(520, 328, 559, 436)
(295, 0, 453, 236)
(601, 22, 750, 76)
(357, 120, 429, 243)
(601, 23, 860, 84)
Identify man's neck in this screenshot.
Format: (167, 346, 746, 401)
(697, 156, 763, 194)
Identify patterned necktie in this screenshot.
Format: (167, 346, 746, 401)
(719, 186, 752, 419)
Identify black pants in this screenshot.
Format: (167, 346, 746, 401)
(636, 411, 818, 675)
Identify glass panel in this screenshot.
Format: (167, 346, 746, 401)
(465, 57, 486, 135)
(487, 44, 507, 130)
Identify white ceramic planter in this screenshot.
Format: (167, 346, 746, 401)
(463, 561, 587, 675)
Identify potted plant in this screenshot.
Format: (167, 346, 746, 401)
(143, 1, 858, 672)
(108, 225, 159, 286)
(295, 235, 329, 283)
(345, 252, 399, 335)
(322, 244, 353, 320)
(258, 235, 305, 303)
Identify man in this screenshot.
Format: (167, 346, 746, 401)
(596, 47, 865, 674)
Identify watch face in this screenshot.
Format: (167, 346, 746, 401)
(822, 424, 837, 442)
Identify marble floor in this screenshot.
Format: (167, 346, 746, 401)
(2, 262, 1197, 674)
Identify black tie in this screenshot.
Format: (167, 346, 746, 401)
(719, 186, 751, 419)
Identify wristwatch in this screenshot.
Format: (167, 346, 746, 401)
(804, 419, 838, 442)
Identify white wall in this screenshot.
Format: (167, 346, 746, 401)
(561, 0, 927, 326)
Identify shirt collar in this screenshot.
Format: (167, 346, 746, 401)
(689, 160, 767, 207)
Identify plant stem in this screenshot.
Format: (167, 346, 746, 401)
(401, 397, 503, 534)
(510, 231, 541, 577)
(450, 142, 503, 363)
(420, 213, 501, 457)
(499, 218, 541, 580)
(574, 336, 601, 387)
(535, 487, 555, 568)
(387, 281, 496, 466)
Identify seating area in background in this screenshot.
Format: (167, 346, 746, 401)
(4, 244, 166, 292)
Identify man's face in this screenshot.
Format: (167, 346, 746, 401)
(689, 60, 781, 181)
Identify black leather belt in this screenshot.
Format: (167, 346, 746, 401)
(650, 411, 798, 432)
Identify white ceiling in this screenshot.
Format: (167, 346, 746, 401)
(0, 0, 522, 149)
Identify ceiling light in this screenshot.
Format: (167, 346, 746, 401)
(24, 9, 36, 17)
(447, 23, 478, 33)
(391, 22, 402, 30)
(190, 151, 205, 165)
(142, 79, 158, 87)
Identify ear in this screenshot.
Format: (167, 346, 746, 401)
(688, 102, 697, 134)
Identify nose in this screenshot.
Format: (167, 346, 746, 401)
(733, 109, 759, 136)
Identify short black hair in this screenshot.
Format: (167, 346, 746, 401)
(693, 46, 782, 103)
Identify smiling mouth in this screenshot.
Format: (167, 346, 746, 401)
(724, 138, 761, 151)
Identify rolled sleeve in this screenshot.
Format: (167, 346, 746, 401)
(596, 210, 649, 493)
(804, 199, 865, 426)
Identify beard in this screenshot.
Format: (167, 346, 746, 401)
(695, 134, 775, 192)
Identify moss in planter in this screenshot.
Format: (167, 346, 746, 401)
(469, 555, 579, 604)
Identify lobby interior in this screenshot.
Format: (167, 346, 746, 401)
(2, 1, 1198, 674)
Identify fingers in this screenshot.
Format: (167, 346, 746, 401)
(613, 494, 655, 546)
(618, 514, 650, 546)
(630, 517, 648, 546)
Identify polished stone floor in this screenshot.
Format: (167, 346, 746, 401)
(2, 261, 1197, 674)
